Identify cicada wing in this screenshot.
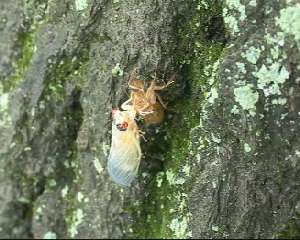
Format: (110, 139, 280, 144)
(107, 144, 141, 187)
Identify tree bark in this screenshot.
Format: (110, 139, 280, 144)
(0, 0, 299, 239)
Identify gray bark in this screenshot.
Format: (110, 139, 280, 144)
(0, 0, 299, 239)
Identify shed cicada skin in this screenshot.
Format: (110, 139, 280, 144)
(121, 68, 173, 124)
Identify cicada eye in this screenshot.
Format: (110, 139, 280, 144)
(122, 121, 128, 129)
(116, 121, 128, 131)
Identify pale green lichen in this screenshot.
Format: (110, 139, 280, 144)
(276, 4, 300, 46)
(36, 207, 43, 215)
(0, 93, 11, 127)
(169, 216, 191, 238)
(234, 84, 259, 115)
(64, 160, 70, 168)
(223, 15, 239, 34)
(102, 142, 110, 157)
(249, 0, 256, 7)
(211, 133, 221, 144)
(236, 62, 246, 74)
(242, 46, 261, 64)
(270, 46, 280, 60)
(77, 192, 84, 202)
(24, 146, 31, 151)
(182, 164, 190, 177)
(265, 32, 285, 47)
(111, 63, 124, 77)
(223, 0, 246, 34)
(207, 87, 219, 104)
(174, 177, 186, 185)
(43, 231, 57, 239)
(254, 63, 289, 96)
(17, 197, 30, 204)
(156, 172, 164, 188)
(93, 157, 104, 174)
(226, 0, 246, 20)
(231, 105, 240, 114)
(166, 170, 176, 185)
(271, 97, 287, 105)
(48, 179, 57, 187)
(244, 143, 251, 153)
(69, 208, 84, 238)
(212, 225, 219, 232)
(208, 60, 221, 85)
(61, 185, 69, 198)
(75, 0, 88, 11)
(166, 170, 186, 185)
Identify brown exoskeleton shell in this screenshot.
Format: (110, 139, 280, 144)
(121, 69, 173, 124)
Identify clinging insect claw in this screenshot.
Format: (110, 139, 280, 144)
(140, 110, 155, 116)
(166, 80, 175, 87)
(138, 130, 147, 142)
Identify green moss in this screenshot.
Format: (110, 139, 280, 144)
(127, 1, 225, 238)
(4, 29, 36, 92)
(37, 51, 88, 238)
(128, 98, 199, 238)
(277, 215, 300, 239)
(43, 50, 89, 103)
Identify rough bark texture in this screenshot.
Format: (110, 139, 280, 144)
(0, 0, 299, 239)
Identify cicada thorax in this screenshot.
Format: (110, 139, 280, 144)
(132, 93, 149, 112)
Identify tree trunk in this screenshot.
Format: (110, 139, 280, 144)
(0, 0, 299, 238)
